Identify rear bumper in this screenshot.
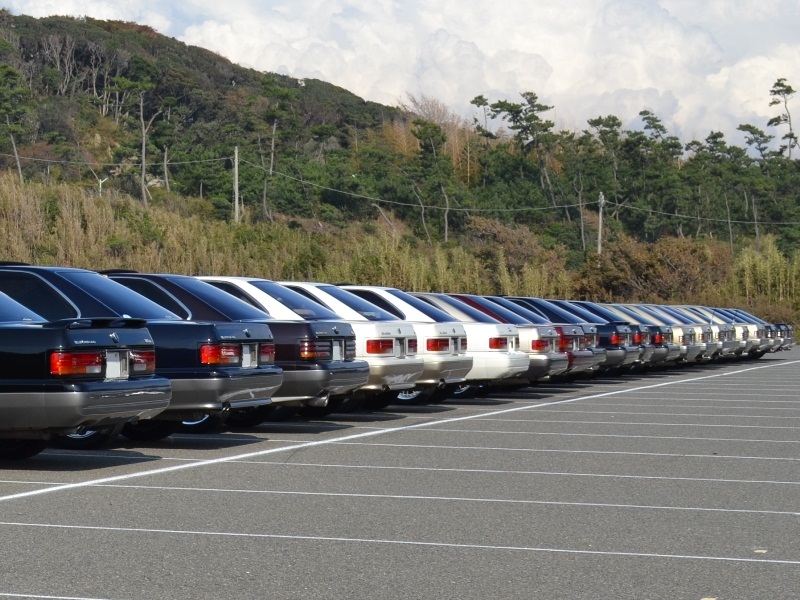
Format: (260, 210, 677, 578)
(467, 351, 530, 382)
(274, 360, 370, 404)
(165, 366, 283, 415)
(566, 349, 598, 374)
(0, 377, 172, 433)
(359, 356, 425, 391)
(416, 354, 473, 386)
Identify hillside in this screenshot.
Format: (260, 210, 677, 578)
(0, 11, 798, 321)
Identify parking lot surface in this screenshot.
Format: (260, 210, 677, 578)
(2, 354, 799, 599)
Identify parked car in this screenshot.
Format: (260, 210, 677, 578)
(541, 299, 641, 372)
(443, 293, 569, 382)
(598, 303, 682, 365)
(0, 264, 282, 441)
(643, 304, 717, 362)
(0, 290, 172, 459)
(616, 303, 706, 363)
(407, 292, 533, 394)
(502, 297, 608, 372)
(483, 295, 600, 377)
(670, 305, 739, 359)
(338, 285, 473, 403)
(205, 277, 425, 410)
(106, 272, 370, 423)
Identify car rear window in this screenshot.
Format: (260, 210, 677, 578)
(248, 280, 342, 321)
(316, 285, 399, 321)
(60, 271, 182, 320)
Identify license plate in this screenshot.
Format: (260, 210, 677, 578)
(105, 351, 129, 379)
(332, 341, 342, 361)
(242, 343, 256, 368)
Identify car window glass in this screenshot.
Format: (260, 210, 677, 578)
(343, 290, 404, 319)
(418, 294, 499, 323)
(163, 277, 271, 320)
(111, 277, 191, 319)
(318, 285, 398, 321)
(246, 280, 340, 320)
(0, 272, 78, 320)
(59, 271, 182, 320)
(0, 291, 47, 322)
(204, 281, 272, 315)
(488, 296, 549, 324)
(385, 289, 455, 322)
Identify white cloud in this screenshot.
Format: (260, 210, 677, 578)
(5, 0, 800, 147)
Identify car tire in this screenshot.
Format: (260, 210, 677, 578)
(0, 439, 48, 460)
(394, 386, 435, 405)
(224, 405, 274, 428)
(120, 420, 181, 442)
(178, 413, 227, 434)
(51, 424, 124, 450)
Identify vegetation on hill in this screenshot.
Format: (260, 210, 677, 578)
(0, 11, 798, 322)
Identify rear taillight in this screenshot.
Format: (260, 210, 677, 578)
(531, 339, 550, 352)
(633, 331, 643, 344)
(50, 351, 104, 376)
(554, 327, 570, 352)
(130, 349, 156, 374)
(652, 333, 664, 345)
(345, 339, 356, 360)
(459, 337, 468, 352)
(259, 342, 276, 364)
(299, 341, 332, 360)
(201, 343, 241, 365)
(427, 338, 451, 352)
(489, 337, 508, 350)
(609, 333, 622, 345)
(367, 339, 395, 355)
(407, 338, 418, 354)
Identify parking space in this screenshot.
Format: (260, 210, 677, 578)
(1, 354, 799, 599)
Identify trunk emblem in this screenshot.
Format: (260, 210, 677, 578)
(109, 333, 119, 344)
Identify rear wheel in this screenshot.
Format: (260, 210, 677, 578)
(394, 386, 436, 405)
(224, 405, 274, 428)
(51, 424, 124, 450)
(120, 420, 181, 442)
(178, 413, 227, 434)
(0, 439, 47, 460)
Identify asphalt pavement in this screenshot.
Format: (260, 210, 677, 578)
(1, 353, 799, 600)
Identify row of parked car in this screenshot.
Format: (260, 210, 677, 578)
(0, 262, 793, 459)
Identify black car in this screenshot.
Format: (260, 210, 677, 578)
(0, 291, 171, 459)
(0, 264, 283, 441)
(103, 271, 371, 424)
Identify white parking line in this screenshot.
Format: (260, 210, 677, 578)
(0, 521, 798, 565)
(1, 358, 797, 503)
(336, 441, 800, 461)
(30, 483, 799, 516)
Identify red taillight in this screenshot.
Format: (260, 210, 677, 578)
(610, 333, 622, 345)
(652, 333, 664, 345)
(427, 338, 451, 352)
(367, 339, 395, 355)
(459, 337, 468, 352)
(633, 332, 643, 344)
(259, 342, 276, 364)
(201, 343, 240, 365)
(489, 337, 508, 350)
(50, 351, 104, 376)
(407, 338, 418, 354)
(531, 339, 550, 352)
(130, 349, 156, 373)
(299, 340, 332, 360)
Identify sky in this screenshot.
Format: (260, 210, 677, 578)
(5, 0, 800, 148)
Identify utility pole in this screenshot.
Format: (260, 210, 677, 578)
(234, 145, 239, 223)
(597, 191, 605, 254)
